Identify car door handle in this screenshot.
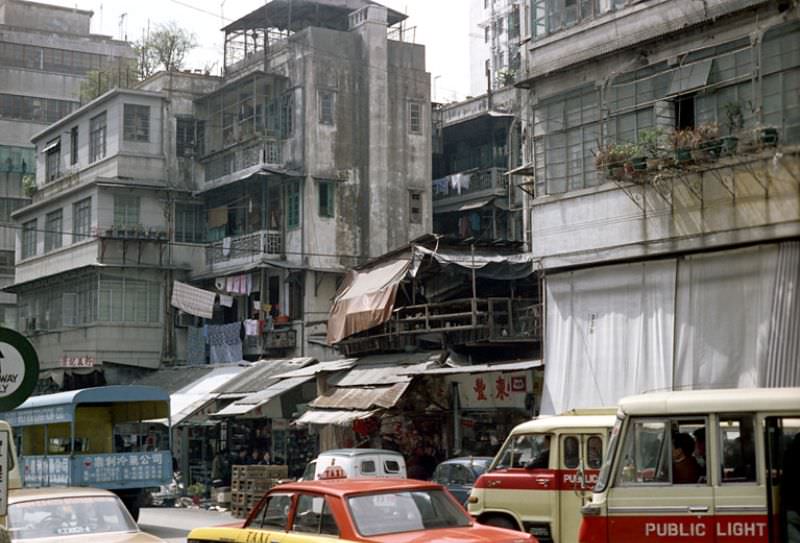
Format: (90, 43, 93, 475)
(535, 478, 549, 486)
(688, 506, 709, 513)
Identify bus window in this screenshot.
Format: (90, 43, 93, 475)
(720, 415, 756, 483)
(615, 418, 706, 485)
(587, 436, 603, 469)
(495, 434, 550, 469)
(563, 436, 579, 469)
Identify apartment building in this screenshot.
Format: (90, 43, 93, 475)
(469, 0, 523, 96)
(0, 0, 134, 331)
(511, 0, 800, 412)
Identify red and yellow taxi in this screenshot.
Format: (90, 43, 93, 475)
(187, 478, 537, 543)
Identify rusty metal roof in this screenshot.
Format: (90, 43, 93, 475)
(332, 352, 443, 386)
(310, 382, 410, 410)
(214, 357, 316, 397)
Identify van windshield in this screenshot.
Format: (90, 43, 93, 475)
(492, 433, 550, 470)
(594, 416, 623, 493)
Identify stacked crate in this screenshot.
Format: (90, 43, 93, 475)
(230, 464, 289, 518)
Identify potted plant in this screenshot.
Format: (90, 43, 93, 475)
(694, 122, 721, 160)
(594, 143, 637, 180)
(638, 128, 668, 170)
(670, 129, 697, 164)
(22, 174, 37, 197)
(721, 101, 743, 155)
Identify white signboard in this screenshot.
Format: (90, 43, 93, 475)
(451, 371, 531, 409)
(0, 429, 8, 516)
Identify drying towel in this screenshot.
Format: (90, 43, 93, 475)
(219, 294, 233, 307)
(171, 281, 215, 319)
(244, 319, 260, 336)
(208, 322, 243, 364)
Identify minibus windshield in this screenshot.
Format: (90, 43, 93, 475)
(594, 416, 622, 493)
(491, 433, 550, 470)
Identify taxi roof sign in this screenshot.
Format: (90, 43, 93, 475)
(0, 327, 39, 412)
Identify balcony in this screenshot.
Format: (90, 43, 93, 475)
(202, 140, 282, 184)
(433, 167, 509, 207)
(205, 229, 283, 268)
(336, 297, 542, 356)
(243, 328, 297, 357)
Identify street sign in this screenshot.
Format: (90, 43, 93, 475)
(0, 327, 39, 412)
(0, 428, 7, 516)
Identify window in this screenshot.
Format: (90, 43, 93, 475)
(318, 181, 335, 218)
(409, 191, 422, 224)
(113, 194, 140, 227)
(175, 204, 206, 243)
(587, 435, 603, 469)
(384, 460, 401, 474)
(176, 118, 204, 157)
(291, 494, 339, 536)
(97, 274, 160, 323)
(70, 126, 78, 165)
(281, 93, 294, 137)
(21, 219, 37, 259)
(719, 415, 756, 483)
(72, 198, 91, 242)
(615, 418, 706, 486)
(45, 137, 60, 182)
(495, 433, 551, 469)
(0, 93, 77, 123)
(44, 209, 62, 252)
(408, 102, 423, 134)
(531, 0, 602, 41)
(287, 182, 300, 229)
(252, 493, 292, 530)
(563, 436, 580, 469)
(319, 90, 335, 125)
(123, 104, 150, 142)
(89, 112, 107, 162)
(361, 460, 376, 474)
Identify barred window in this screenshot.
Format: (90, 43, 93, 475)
(319, 90, 335, 126)
(281, 93, 294, 137)
(175, 203, 206, 243)
(22, 219, 37, 259)
(89, 112, 107, 163)
(124, 104, 150, 142)
(72, 198, 92, 243)
(408, 102, 423, 135)
(287, 182, 301, 229)
(176, 117, 204, 157)
(45, 209, 63, 252)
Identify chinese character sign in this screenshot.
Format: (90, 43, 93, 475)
(453, 371, 530, 409)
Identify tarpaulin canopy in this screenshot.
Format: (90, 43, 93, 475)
(326, 259, 410, 344)
(412, 245, 534, 280)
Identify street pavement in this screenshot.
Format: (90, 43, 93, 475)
(139, 506, 240, 543)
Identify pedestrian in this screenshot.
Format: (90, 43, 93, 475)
(260, 451, 272, 465)
(211, 448, 231, 486)
(236, 447, 250, 466)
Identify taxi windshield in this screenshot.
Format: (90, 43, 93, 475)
(594, 415, 623, 493)
(347, 489, 470, 536)
(8, 496, 138, 540)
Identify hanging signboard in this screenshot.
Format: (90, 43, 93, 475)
(450, 371, 531, 410)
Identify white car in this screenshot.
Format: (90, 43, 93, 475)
(301, 448, 407, 480)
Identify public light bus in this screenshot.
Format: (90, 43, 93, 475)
(468, 408, 617, 543)
(0, 385, 172, 520)
(579, 387, 800, 543)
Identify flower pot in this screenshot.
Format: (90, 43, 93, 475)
(674, 148, 693, 164)
(701, 139, 723, 159)
(757, 127, 778, 146)
(646, 157, 666, 171)
(631, 156, 648, 171)
(691, 147, 710, 162)
(608, 166, 625, 180)
(720, 135, 739, 156)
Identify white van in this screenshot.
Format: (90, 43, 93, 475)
(302, 448, 407, 480)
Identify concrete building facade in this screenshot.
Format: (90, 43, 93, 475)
(0, 0, 134, 331)
(469, 0, 523, 97)
(513, 0, 800, 412)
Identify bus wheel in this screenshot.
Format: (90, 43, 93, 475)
(483, 515, 518, 531)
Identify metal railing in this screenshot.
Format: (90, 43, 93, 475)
(432, 167, 509, 201)
(203, 141, 282, 183)
(205, 229, 283, 265)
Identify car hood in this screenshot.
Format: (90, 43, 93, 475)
(371, 526, 532, 543)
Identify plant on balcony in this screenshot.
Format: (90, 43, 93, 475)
(670, 128, 699, 164)
(22, 175, 36, 197)
(638, 128, 668, 170)
(693, 122, 721, 161)
(594, 143, 640, 180)
(721, 101, 744, 155)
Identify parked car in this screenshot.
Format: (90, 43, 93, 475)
(431, 456, 492, 505)
(186, 478, 537, 543)
(5, 486, 165, 542)
(300, 448, 406, 480)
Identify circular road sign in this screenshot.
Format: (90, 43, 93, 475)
(0, 327, 39, 412)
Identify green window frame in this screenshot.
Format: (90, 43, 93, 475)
(318, 181, 335, 218)
(287, 182, 301, 229)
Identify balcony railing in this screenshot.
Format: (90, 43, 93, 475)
(433, 167, 509, 202)
(203, 140, 282, 183)
(243, 329, 297, 356)
(336, 297, 541, 356)
(205, 229, 283, 266)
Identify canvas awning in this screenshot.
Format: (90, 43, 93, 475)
(310, 382, 410, 410)
(412, 245, 534, 280)
(326, 259, 410, 344)
(294, 409, 377, 427)
(211, 375, 315, 418)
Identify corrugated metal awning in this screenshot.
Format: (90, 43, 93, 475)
(211, 375, 315, 418)
(410, 359, 543, 376)
(310, 382, 410, 410)
(273, 358, 358, 379)
(294, 409, 377, 427)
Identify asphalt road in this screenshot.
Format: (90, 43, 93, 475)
(139, 506, 239, 543)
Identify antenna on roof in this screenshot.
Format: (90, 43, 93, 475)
(119, 13, 127, 41)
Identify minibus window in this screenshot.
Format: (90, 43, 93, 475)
(595, 417, 622, 493)
(563, 436, 579, 469)
(720, 415, 757, 483)
(587, 436, 603, 469)
(615, 419, 670, 485)
(494, 434, 550, 469)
